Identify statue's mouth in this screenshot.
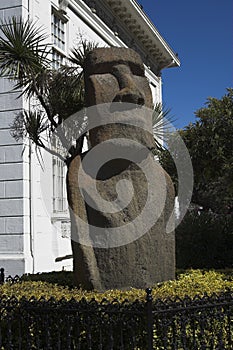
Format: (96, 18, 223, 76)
(110, 101, 143, 113)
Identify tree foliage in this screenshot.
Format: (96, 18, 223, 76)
(176, 210, 233, 269)
(0, 17, 97, 162)
(158, 88, 233, 214)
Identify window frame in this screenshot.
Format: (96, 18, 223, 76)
(51, 135, 68, 214)
(51, 8, 68, 69)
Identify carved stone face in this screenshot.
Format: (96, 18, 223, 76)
(84, 47, 153, 108)
(84, 47, 155, 149)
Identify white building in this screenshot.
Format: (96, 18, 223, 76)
(0, 0, 180, 276)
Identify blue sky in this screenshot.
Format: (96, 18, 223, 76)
(139, 0, 233, 128)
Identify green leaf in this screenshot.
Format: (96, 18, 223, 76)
(0, 16, 50, 81)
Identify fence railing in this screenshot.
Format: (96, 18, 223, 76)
(0, 269, 232, 349)
(0, 268, 4, 284)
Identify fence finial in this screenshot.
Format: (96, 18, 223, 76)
(0, 268, 4, 283)
(145, 288, 153, 350)
(146, 288, 152, 302)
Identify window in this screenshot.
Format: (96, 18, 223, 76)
(52, 49, 65, 69)
(51, 12, 65, 51)
(51, 10, 67, 68)
(52, 136, 68, 213)
(50, 9, 68, 213)
(52, 157, 67, 212)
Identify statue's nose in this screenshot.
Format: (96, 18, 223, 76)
(112, 64, 145, 105)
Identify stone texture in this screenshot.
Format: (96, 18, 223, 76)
(0, 257, 25, 277)
(84, 47, 154, 149)
(5, 217, 24, 234)
(0, 92, 22, 111)
(67, 47, 175, 290)
(0, 163, 23, 181)
(0, 130, 18, 146)
(0, 182, 4, 198)
(0, 199, 24, 217)
(0, 145, 24, 162)
(0, 0, 24, 9)
(5, 180, 24, 198)
(0, 234, 23, 252)
(0, 111, 18, 129)
(0, 7, 23, 21)
(67, 155, 102, 290)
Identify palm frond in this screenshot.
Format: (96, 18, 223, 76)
(68, 38, 98, 69)
(0, 16, 50, 81)
(11, 67, 52, 100)
(47, 69, 85, 121)
(53, 38, 98, 120)
(152, 102, 176, 150)
(11, 110, 49, 145)
(10, 111, 26, 141)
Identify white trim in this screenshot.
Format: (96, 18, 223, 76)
(104, 0, 180, 69)
(70, 0, 126, 47)
(0, 254, 25, 259)
(69, 0, 161, 83)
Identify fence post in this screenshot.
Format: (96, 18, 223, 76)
(146, 288, 153, 350)
(0, 268, 4, 284)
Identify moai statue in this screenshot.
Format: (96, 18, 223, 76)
(67, 47, 175, 291)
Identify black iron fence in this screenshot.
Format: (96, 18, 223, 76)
(0, 268, 4, 284)
(0, 269, 232, 349)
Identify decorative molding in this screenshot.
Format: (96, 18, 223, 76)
(59, 0, 69, 14)
(51, 212, 70, 223)
(70, 0, 126, 50)
(80, 0, 180, 75)
(61, 221, 71, 238)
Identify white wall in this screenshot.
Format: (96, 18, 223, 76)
(26, 0, 112, 274)
(0, 0, 32, 276)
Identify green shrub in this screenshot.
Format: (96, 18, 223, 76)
(0, 270, 232, 301)
(176, 211, 233, 269)
(0, 270, 232, 349)
(21, 270, 74, 288)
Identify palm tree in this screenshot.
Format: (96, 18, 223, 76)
(0, 16, 96, 162)
(152, 102, 175, 152)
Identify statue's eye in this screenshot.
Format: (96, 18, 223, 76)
(129, 63, 144, 77)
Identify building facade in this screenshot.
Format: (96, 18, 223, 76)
(0, 0, 180, 276)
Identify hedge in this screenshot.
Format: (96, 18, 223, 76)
(0, 269, 232, 302)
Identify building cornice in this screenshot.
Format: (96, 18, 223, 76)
(108, 0, 180, 67)
(70, 0, 127, 48)
(80, 0, 180, 75)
